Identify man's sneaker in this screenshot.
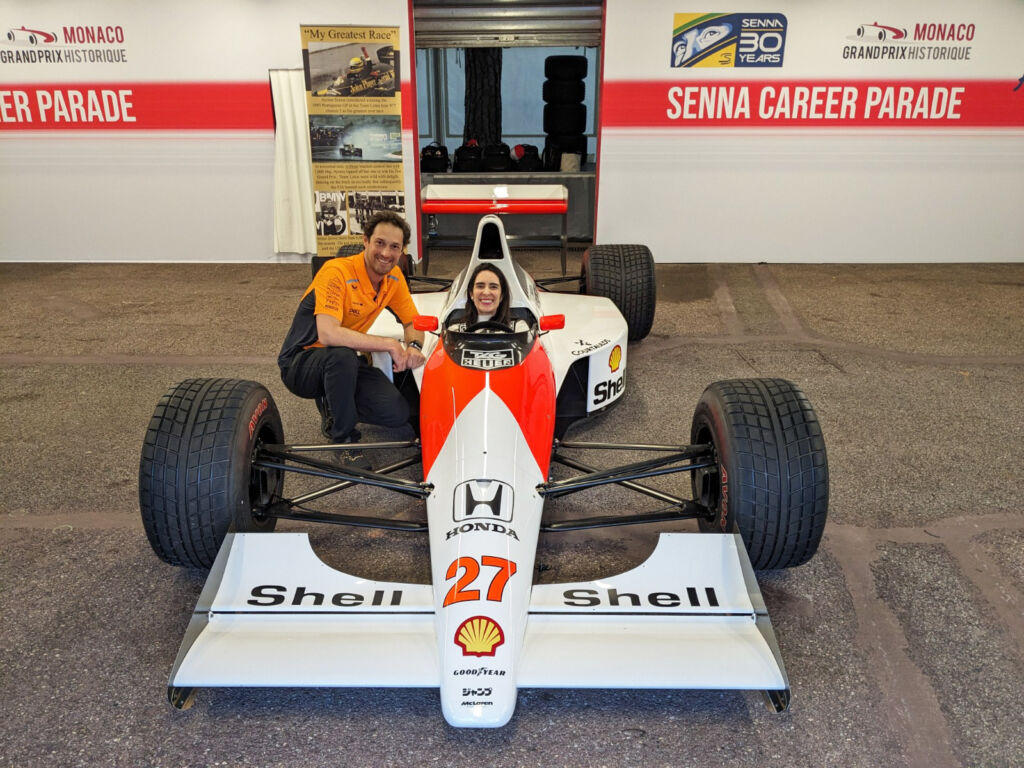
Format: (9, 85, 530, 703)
(326, 431, 370, 471)
(315, 397, 333, 440)
(338, 446, 372, 471)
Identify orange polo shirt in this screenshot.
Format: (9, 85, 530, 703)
(277, 251, 417, 368)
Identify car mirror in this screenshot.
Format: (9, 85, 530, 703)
(538, 314, 565, 331)
(414, 315, 439, 332)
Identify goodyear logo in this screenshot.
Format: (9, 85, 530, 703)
(455, 616, 505, 657)
(672, 13, 788, 68)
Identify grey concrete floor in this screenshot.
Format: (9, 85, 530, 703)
(1, 253, 1022, 768)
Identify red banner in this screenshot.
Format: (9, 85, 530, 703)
(602, 79, 1024, 128)
(0, 82, 273, 130)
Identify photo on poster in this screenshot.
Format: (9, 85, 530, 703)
(308, 41, 399, 98)
(347, 191, 406, 236)
(310, 115, 402, 162)
(314, 190, 348, 236)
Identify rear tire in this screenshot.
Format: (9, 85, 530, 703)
(313, 243, 410, 281)
(312, 243, 364, 279)
(690, 379, 829, 569)
(582, 244, 656, 340)
(139, 379, 284, 569)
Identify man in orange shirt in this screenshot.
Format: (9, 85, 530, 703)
(278, 211, 426, 453)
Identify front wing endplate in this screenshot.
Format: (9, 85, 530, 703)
(168, 532, 790, 714)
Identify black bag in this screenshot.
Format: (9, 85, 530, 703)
(514, 144, 542, 172)
(543, 135, 588, 171)
(419, 142, 449, 173)
(453, 140, 483, 172)
(482, 142, 512, 171)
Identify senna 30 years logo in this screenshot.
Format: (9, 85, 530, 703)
(671, 12, 788, 68)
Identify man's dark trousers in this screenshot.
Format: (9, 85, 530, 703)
(280, 346, 411, 442)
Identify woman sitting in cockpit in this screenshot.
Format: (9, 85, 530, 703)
(464, 264, 511, 327)
(447, 262, 536, 337)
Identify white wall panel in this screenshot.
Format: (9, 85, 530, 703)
(0, 134, 275, 262)
(598, 131, 1023, 263)
(0, 0, 416, 263)
(597, 0, 1024, 262)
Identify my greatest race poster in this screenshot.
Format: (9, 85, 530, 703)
(301, 25, 405, 258)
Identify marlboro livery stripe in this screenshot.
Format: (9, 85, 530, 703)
(419, 348, 486, 478)
(419, 341, 556, 479)
(421, 200, 569, 215)
(602, 79, 1024, 128)
(489, 343, 556, 478)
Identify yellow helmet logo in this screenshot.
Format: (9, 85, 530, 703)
(455, 616, 505, 657)
(349, 57, 365, 69)
(609, 345, 622, 373)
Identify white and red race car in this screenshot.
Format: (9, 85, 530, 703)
(140, 215, 829, 727)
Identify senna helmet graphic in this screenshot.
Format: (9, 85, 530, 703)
(455, 616, 505, 657)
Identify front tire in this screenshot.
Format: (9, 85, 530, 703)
(582, 244, 656, 340)
(690, 379, 828, 569)
(139, 379, 284, 568)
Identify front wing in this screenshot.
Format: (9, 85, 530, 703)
(168, 532, 790, 722)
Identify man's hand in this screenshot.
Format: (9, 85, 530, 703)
(405, 345, 426, 370)
(388, 339, 426, 372)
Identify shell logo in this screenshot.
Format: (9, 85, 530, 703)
(608, 345, 622, 373)
(454, 616, 505, 657)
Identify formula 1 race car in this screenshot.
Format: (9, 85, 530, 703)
(139, 215, 829, 727)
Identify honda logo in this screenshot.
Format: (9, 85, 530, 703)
(453, 479, 514, 522)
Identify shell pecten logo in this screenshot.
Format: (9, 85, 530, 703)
(455, 616, 505, 657)
(609, 345, 622, 373)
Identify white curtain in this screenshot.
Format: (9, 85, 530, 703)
(270, 68, 316, 255)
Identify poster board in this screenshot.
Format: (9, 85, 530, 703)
(301, 25, 408, 260)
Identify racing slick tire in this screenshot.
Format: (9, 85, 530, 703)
(543, 78, 585, 104)
(582, 244, 656, 340)
(543, 103, 587, 134)
(690, 379, 829, 570)
(139, 378, 284, 569)
(544, 54, 588, 80)
(313, 243, 410, 281)
(312, 243, 363, 280)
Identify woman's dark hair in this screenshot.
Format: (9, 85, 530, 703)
(464, 264, 511, 326)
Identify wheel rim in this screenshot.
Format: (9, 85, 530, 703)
(248, 429, 281, 522)
(692, 423, 722, 521)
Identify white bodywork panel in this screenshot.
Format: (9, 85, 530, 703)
(425, 388, 546, 726)
(170, 533, 787, 723)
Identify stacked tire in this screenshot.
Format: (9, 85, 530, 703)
(542, 55, 588, 172)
